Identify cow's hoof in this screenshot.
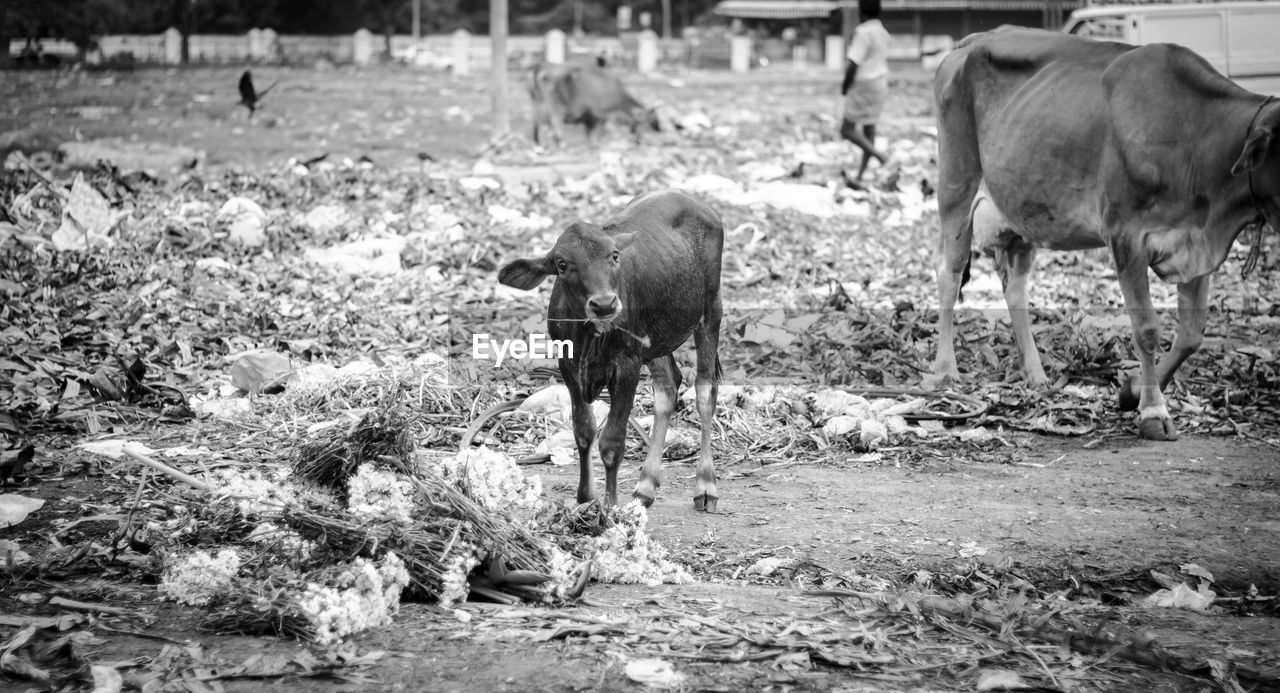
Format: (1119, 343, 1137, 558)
(1137, 417, 1178, 441)
(924, 367, 959, 389)
(632, 492, 655, 508)
(693, 494, 718, 513)
(1117, 376, 1140, 411)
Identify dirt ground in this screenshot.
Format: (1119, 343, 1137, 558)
(4, 62, 1280, 691)
(16, 430, 1279, 691)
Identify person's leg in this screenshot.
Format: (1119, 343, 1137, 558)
(841, 118, 889, 181)
(856, 124, 877, 179)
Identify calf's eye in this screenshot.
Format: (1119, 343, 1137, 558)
(556, 260, 568, 273)
(611, 251, 620, 263)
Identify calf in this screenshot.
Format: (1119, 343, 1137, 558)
(498, 190, 723, 511)
(528, 63, 661, 147)
(932, 26, 1280, 440)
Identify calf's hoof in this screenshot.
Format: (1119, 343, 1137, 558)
(693, 493, 718, 513)
(632, 491, 655, 508)
(1117, 377, 1140, 411)
(1137, 417, 1178, 441)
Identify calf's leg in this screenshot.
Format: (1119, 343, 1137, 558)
(599, 364, 640, 507)
(1114, 256, 1177, 440)
(1119, 274, 1209, 411)
(633, 355, 678, 506)
(693, 311, 722, 512)
(567, 384, 599, 504)
(998, 243, 1048, 384)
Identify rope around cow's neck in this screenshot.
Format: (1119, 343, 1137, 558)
(546, 317, 652, 349)
(1243, 95, 1275, 279)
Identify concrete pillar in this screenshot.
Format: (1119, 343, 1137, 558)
(730, 35, 751, 73)
(262, 28, 279, 63)
(248, 28, 264, 61)
(825, 35, 844, 70)
(792, 44, 807, 71)
(354, 28, 374, 65)
(163, 27, 182, 65)
(637, 29, 658, 73)
(452, 28, 471, 75)
(545, 28, 565, 64)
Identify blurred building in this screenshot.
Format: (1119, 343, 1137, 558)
(711, 0, 1084, 42)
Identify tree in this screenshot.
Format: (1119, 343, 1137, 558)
(357, 0, 408, 57)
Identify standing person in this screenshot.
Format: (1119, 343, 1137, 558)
(840, 0, 897, 186)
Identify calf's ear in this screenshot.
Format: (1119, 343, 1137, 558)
(1231, 127, 1273, 176)
(613, 232, 636, 251)
(498, 256, 555, 290)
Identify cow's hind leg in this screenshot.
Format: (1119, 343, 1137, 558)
(1114, 255, 1177, 440)
(633, 355, 678, 507)
(1119, 274, 1209, 412)
(998, 242, 1048, 384)
(692, 306, 722, 513)
(932, 184, 979, 381)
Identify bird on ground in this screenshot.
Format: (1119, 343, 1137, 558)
(238, 70, 277, 116)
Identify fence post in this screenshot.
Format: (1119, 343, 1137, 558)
(163, 27, 182, 65)
(825, 35, 844, 70)
(262, 28, 279, 63)
(637, 29, 658, 73)
(452, 29, 471, 75)
(791, 44, 807, 71)
(353, 28, 374, 65)
(730, 35, 751, 73)
(248, 28, 263, 61)
(545, 28, 565, 64)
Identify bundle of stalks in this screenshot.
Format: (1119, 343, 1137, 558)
(134, 397, 581, 646)
(199, 575, 317, 640)
(278, 500, 461, 597)
(292, 404, 415, 501)
(260, 357, 458, 424)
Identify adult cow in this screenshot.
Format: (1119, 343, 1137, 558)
(528, 62, 660, 147)
(932, 26, 1278, 440)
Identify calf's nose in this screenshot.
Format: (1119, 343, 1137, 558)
(588, 293, 620, 318)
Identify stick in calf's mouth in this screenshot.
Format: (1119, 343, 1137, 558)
(498, 190, 724, 512)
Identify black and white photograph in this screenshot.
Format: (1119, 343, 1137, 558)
(1, 0, 1278, 689)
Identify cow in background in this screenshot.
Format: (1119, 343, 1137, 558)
(932, 26, 1280, 440)
(528, 62, 661, 147)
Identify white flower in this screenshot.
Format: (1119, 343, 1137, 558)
(544, 545, 582, 601)
(294, 553, 410, 645)
(588, 501, 694, 586)
(437, 543, 483, 608)
(159, 549, 242, 606)
(347, 465, 415, 524)
(246, 522, 317, 559)
(204, 468, 300, 516)
(429, 448, 543, 512)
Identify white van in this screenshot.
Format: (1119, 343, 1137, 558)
(1064, 2, 1280, 94)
